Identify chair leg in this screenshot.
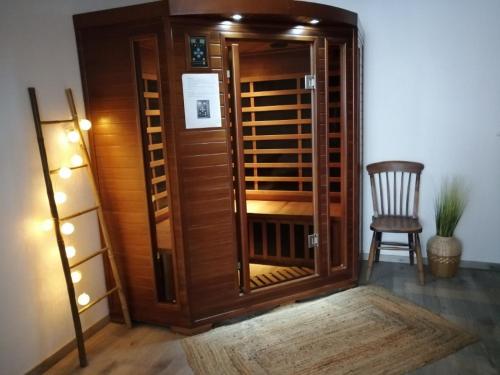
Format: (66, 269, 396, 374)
(414, 233, 425, 285)
(366, 231, 378, 282)
(408, 233, 415, 265)
(375, 232, 382, 262)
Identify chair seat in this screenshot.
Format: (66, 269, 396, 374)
(370, 216, 422, 233)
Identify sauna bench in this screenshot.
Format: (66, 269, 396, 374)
(246, 200, 341, 218)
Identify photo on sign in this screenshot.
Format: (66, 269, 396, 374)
(196, 100, 211, 119)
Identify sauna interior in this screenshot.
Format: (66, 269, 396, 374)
(74, 0, 362, 331)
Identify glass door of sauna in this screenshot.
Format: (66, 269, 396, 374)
(228, 39, 317, 292)
(132, 38, 176, 303)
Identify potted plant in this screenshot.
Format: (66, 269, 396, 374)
(427, 177, 468, 278)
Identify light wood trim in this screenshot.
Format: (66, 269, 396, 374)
(146, 126, 162, 133)
(153, 190, 168, 201)
(240, 72, 304, 83)
(143, 91, 159, 98)
(241, 88, 308, 98)
(246, 176, 313, 182)
(246, 190, 312, 202)
(242, 103, 311, 112)
(244, 162, 312, 168)
(145, 109, 160, 116)
(243, 119, 312, 127)
(244, 148, 312, 154)
(150, 159, 165, 167)
(231, 43, 250, 294)
(154, 206, 169, 219)
(243, 134, 311, 141)
(152, 175, 167, 184)
(148, 143, 163, 151)
(142, 73, 157, 80)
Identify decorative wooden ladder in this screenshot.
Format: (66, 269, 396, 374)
(28, 87, 132, 367)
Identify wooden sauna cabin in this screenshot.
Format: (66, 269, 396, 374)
(74, 0, 363, 332)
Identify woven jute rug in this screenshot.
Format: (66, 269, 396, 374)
(181, 286, 478, 375)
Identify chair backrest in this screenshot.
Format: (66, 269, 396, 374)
(366, 161, 424, 218)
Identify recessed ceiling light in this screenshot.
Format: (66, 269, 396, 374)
(220, 20, 233, 29)
(232, 14, 243, 21)
(309, 19, 320, 25)
(291, 25, 305, 35)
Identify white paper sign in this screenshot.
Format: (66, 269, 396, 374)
(182, 73, 222, 129)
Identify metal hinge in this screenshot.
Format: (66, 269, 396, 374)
(304, 74, 316, 90)
(237, 261, 241, 270)
(308, 233, 319, 248)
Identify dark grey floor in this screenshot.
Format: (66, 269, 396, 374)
(360, 261, 500, 374)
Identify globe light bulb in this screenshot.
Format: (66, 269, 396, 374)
(59, 167, 72, 179)
(54, 191, 67, 204)
(70, 154, 84, 167)
(71, 270, 82, 283)
(309, 19, 320, 24)
(61, 222, 75, 235)
(79, 119, 92, 131)
(40, 219, 53, 232)
(232, 14, 243, 21)
(67, 130, 80, 143)
(65, 245, 76, 259)
(77, 293, 90, 306)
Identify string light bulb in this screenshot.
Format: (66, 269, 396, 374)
(79, 119, 92, 131)
(61, 222, 75, 235)
(70, 154, 84, 167)
(77, 293, 90, 306)
(309, 19, 320, 24)
(59, 167, 72, 179)
(67, 130, 80, 143)
(65, 245, 76, 259)
(231, 14, 243, 21)
(54, 191, 67, 204)
(71, 270, 82, 283)
(40, 219, 53, 232)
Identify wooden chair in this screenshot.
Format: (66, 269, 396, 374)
(366, 161, 425, 285)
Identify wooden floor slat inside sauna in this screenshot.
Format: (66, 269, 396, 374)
(249, 264, 314, 289)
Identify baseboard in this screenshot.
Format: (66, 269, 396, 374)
(25, 315, 110, 375)
(360, 252, 500, 271)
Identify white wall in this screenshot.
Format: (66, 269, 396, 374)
(312, 0, 500, 264)
(0, 1, 155, 374)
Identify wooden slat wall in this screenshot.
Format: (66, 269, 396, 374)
(77, 22, 189, 326)
(241, 73, 313, 199)
(328, 53, 342, 202)
(141, 74, 169, 221)
(239, 50, 315, 202)
(78, 25, 161, 321)
(170, 24, 239, 318)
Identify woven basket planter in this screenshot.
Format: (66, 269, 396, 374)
(427, 235, 462, 278)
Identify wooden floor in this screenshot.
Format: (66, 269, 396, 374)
(46, 262, 500, 374)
